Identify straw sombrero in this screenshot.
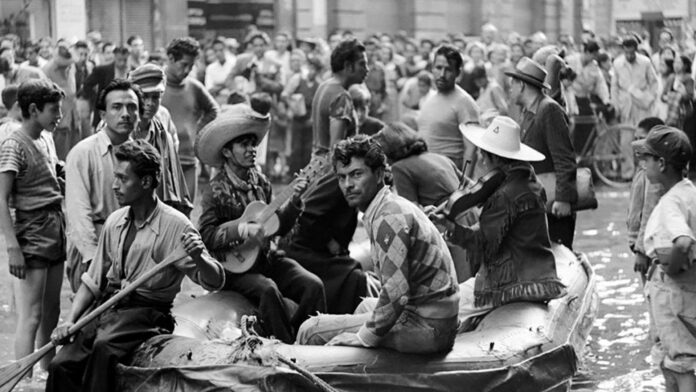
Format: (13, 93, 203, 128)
(459, 116, 545, 162)
(195, 103, 270, 166)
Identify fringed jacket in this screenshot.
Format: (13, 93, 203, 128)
(449, 162, 566, 307)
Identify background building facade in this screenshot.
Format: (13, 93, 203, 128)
(1, 0, 696, 50)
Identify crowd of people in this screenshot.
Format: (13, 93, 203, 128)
(1, 19, 696, 392)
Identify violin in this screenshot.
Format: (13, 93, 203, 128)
(435, 168, 506, 220)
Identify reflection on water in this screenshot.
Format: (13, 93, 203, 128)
(571, 189, 664, 392)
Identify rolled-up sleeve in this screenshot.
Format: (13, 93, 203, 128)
(174, 225, 226, 291)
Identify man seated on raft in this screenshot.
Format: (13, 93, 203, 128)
(295, 135, 460, 354)
(430, 116, 566, 330)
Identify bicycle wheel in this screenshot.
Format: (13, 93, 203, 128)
(591, 124, 635, 188)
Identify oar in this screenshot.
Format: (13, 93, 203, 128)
(0, 247, 190, 392)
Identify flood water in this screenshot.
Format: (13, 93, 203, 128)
(0, 185, 665, 391)
(571, 188, 663, 392)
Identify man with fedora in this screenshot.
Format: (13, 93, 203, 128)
(507, 57, 579, 249)
(129, 63, 192, 216)
(432, 116, 566, 328)
(197, 99, 326, 343)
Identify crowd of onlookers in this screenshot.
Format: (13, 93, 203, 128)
(1, 23, 696, 180)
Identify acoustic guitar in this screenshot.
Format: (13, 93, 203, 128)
(220, 157, 329, 273)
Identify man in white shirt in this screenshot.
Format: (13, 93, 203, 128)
(204, 39, 236, 104)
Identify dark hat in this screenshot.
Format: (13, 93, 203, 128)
(504, 57, 551, 90)
(632, 125, 692, 167)
(129, 63, 165, 93)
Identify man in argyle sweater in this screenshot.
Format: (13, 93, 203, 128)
(296, 135, 460, 353)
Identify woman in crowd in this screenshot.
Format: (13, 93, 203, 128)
(663, 54, 694, 130)
(373, 122, 460, 207)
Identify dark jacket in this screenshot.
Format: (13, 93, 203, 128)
(450, 162, 566, 307)
(198, 168, 301, 265)
(78, 62, 116, 128)
(520, 95, 578, 204)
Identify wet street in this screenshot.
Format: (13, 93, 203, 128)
(0, 184, 665, 391)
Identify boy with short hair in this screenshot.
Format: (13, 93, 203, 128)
(627, 117, 665, 283)
(348, 84, 384, 136)
(634, 126, 696, 391)
(0, 85, 22, 141)
(0, 79, 65, 381)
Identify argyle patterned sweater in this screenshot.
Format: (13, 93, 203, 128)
(357, 186, 459, 346)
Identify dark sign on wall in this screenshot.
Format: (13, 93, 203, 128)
(188, 0, 275, 41)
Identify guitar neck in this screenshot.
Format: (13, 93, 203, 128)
(257, 181, 296, 224)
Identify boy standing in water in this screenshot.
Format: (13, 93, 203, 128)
(635, 126, 696, 391)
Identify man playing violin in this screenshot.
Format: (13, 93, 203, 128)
(430, 116, 566, 330)
(196, 93, 326, 343)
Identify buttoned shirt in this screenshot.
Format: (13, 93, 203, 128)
(81, 199, 225, 304)
(565, 54, 610, 104)
(205, 57, 236, 92)
(611, 53, 659, 126)
(65, 127, 120, 265)
(357, 186, 459, 346)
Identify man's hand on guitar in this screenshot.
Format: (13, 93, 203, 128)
(291, 176, 309, 204)
(238, 222, 266, 243)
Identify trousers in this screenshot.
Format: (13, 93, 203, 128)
(46, 306, 173, 392)
(223, 256, 326, 343)
(296, 297, 458, 354)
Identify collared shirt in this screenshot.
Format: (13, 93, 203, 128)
(645, 179, 696, 264)
(82, 199, 225, 303)
(205, 56, 236, 92)
(132, 109, 191, 214)
(565, 54, 610, 104)
(611, 53, 659, 126)
(357, 186, 459, 346)
(65, 127, 121, 264)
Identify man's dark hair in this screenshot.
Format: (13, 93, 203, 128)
(102, 41, 114, 52)
(112, 45, 130, 56)
(679, 54, 693, 75)
(166, 37, 200, 61)
(95, 78, 144, 116)
(596, 51, 611, 64)
(637, 117, 665, 132)
(74, 40, 89, 50)
(249, 92, 272, 116)
(212, 39, 225, 47)
(17, 79, 65, 119)
(434, 44, 463, 70)
(583, 40, 600, 54)
(330, 38, 366, 73)
(127, 35, 143, 46)
(115, 139, 161, 189)
(331, 134, 387, 172)
(1, 84, 18, 109)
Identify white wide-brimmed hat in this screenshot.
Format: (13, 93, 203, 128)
(459, 116, 545, 162)
(195, 103, 270, 166)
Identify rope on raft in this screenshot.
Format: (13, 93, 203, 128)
(231, 315, 341, 392)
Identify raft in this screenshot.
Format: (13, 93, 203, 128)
(117, 244, 598, 392)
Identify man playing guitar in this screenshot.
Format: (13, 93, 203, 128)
(197, 93, 326, 343)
